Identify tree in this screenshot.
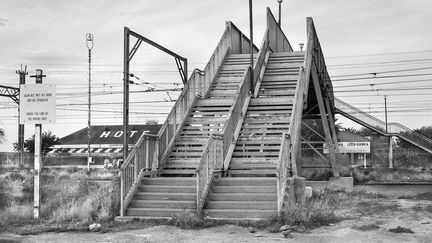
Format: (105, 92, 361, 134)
(13, 131, 60, 156)
(0, 128, 5, 144)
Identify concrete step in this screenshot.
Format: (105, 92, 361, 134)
(227, 169, 277, 177)
(137, 185, 196, 193)
(134, 192, 195, 201)
(203, 209, 276, 219)
(208, 193, 277, 201)
(126, 208, 195, 217)
(206, 201, 277, 210)
(141, 177, 195, 186)
(211, 185, 277, 193)
(214, 177, 276, 186)
(129, 200, 195, 209)
(161, 169, 196, 176)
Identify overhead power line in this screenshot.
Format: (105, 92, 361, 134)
(332, 73, 432, 82)
(331, 67, 432, 78)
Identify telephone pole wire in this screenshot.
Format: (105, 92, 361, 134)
(86, 33, 94, 171)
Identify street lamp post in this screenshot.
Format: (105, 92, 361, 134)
(278, 0, 283, 27)
(249, 0, 254, 93)
(86, 33, 94, 171)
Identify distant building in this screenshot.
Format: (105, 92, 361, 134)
(50, 124, 161, 156)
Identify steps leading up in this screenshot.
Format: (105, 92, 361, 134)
(162, 54, 253, 176)
(124, 177, 196, 218)
(227, 52, 304, 177)
(204, 177, 277, 219)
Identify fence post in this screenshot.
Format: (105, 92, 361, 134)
(134, 151, 138, 179)
(120, 172, 124, 216)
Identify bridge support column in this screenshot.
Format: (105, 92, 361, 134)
(311, 65, 339, 177)
(389, 136, 393, 168)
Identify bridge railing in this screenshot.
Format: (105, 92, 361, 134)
(119, 133, 158, 216)
(196, 134, 223, 212)
(276, 133, 292, 215)
(266, 8, 293, 52)
(157, 21, 258, 172)
(335, 97, 432, 153)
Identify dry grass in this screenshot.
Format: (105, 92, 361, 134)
(0, 169, 120, 231)
(276, 191, 341, 229)
(350, 167, 432, 184)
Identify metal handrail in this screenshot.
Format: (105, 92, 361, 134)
(335, 97, 432, 153)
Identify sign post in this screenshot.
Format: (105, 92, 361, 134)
(20, 69, 55, 219)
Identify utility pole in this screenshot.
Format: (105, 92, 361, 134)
(29, 69, 45, 219)
(384, 95, 393, 168)
(86, 33, 94, 171)
(248, 0, 254, 93)
(277, 0, 283, 27)
(123, 27, 130, 163)
(16, 65, 28, 167)
(384, 95, 388, 133)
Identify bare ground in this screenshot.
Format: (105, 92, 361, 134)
(1, 186, 432, 243)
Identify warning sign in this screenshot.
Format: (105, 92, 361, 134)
(19, 84, 56, 124)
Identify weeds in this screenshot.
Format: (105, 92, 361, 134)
(288, 192, 339, 227)
(170, 210, 204, 229)
(351, 167, 432, 184)
(0, 169, 120, 231)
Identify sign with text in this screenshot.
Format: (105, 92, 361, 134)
(19, 84, 56, 124)
(324, 142, 370, 154)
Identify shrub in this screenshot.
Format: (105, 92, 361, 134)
(0, 180, 11, 209)
(170, 210, 204, 229)
(66, 166, 78, 174)
(278, 191, 340, 228)
(6, 172, 25, 181)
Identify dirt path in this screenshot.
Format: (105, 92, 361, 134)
(1, 188, 432, 243)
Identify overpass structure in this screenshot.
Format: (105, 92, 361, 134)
(116, 8, 431, 220)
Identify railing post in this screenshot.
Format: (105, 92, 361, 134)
(134, 151, 139, 179)
(153, 139, 159, 171)
(145, 138, 150, 170)
(120, 172, 124, 216)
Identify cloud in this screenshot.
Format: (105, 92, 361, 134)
(0, 18, 8, 26)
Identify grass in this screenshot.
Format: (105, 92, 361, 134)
(350, 167, 432, 184)
(0, 169, 120, 233)
(398, 192, 432, 201)
(0, 170, 411, 235)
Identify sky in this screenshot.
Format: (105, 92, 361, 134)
(1, 0, 432, 151)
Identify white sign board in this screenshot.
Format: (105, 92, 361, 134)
(324, 142, 370, 154)
(19, 84, 56, 124)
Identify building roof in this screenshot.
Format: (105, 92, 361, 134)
(59, 124, 161, 145)
(50, 124, 162, 155)
(338, 131, 369, 142)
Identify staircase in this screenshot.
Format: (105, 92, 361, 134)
(204, 177, 277, 219)
(123, 54, 252, 217)
(124, 177, 196, 217)
(119, 11, 322, 220)
(163, 54, 254, 176)
(204, 52, 305, 219)
(228, 52, 304, 177)
(335, 98, 432, 154)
